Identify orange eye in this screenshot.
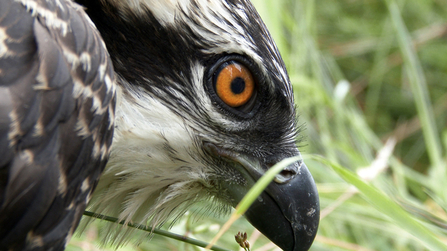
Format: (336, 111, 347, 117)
(215, 62, 255, 107)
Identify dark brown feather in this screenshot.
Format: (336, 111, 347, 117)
(0, 0, 116, 250)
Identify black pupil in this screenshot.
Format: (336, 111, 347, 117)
(231, 77, 245, 94)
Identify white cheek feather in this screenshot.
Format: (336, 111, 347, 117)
(87, 84, 228, 245)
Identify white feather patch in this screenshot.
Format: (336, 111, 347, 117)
(87, 84, 227, 244)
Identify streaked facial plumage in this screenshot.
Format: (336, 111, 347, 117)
(84, 0, 301, 232)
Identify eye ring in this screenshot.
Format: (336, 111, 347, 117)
(214, 61, 255, 108)
(205, 55, 262, 118)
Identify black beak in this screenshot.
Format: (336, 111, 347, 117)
(244, 161, 319, 251)
(204, 143, 319, 251)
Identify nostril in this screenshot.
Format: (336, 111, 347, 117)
(274, 165, 298, 184)
(279, 169, 295, 179)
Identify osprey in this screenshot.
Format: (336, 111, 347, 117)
(0, 0, 319, 250)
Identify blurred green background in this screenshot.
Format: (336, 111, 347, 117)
(68, 0, 447, 250)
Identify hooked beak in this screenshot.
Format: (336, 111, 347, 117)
(244, 161, 319, 251)
(204, 143, 319, 251)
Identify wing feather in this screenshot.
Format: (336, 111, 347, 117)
(0, 0, 116, 250)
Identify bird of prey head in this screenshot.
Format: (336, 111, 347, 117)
(0, 0, 319, 250)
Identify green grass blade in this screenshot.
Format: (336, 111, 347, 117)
(82, 211, 231, 251)
(311, 155, 447, 251)
(234, 156, 303, 214)
(384, 0, 444, 171)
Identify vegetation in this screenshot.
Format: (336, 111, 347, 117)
(68, 0, 447, 250)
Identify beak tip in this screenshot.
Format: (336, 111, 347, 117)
(292, 164, 320, 251)
(245, 161, 319, 251)
(291, 205, 320, 251)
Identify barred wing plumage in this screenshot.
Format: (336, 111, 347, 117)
(0, 0, 115, 250)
